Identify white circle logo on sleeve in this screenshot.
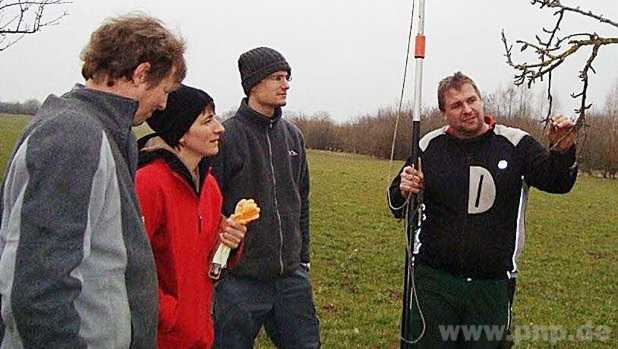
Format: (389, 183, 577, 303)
(468, 166, 496, 214)
(498, 160, 508, 170)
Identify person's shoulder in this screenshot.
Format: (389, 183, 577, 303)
(419, 126, 448, 151)
(32, 95, 104, 143)
(136, 159, 174, 189)
(204, 172, 222, 192)
(222, 110, 245, 127)
(221, 114, 249, 136)
(222, 115, 239, 126)
(137, 158, 172, 179)
(493, 124, 530, 147)
(25, 105, 106, 166)
(17, 103, 107, 177)
(283, 118, 303, 135)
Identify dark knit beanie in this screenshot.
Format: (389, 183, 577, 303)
(238, 47, 291, 95)
(147, 84, 213, 147)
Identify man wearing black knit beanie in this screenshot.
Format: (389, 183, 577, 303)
(211, 47, 321, 348)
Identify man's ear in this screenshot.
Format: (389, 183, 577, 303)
(132, 62, 151, 86)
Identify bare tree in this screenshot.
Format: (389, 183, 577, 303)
(516, 84, 534, 118)
(602, 79, 618, 178)
(501, 0, 618, 135)
(502, 85, 517, 120)
(0, 0, 71, 51)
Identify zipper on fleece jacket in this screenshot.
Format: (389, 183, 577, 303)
(266, 122, 285, 275)
(180, 181, 203, 235)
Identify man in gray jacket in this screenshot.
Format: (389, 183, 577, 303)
(212, 47, 320, 348)
(0, 15, 186, 348)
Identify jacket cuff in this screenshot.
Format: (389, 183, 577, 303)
(227, 240, 244, 268)
(550, 145, 576, 169)
(300, 250, 310, 264)
(388, 189, 407, 210)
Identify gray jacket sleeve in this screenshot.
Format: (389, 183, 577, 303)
(7, 117, 102, 348)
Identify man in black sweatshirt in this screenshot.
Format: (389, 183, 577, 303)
(211, 47, 320, 349)
(388, 72, 577, 348)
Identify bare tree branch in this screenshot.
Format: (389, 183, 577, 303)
(502, 0, 618, 145)
(0, 0, 71, 52)
(543, 0, 618, 29)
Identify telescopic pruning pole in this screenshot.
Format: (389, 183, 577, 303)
(400, 0, 426, 347)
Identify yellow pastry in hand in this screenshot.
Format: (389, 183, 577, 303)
(230, 199, 260, 225)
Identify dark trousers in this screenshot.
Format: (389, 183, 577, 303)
(213, 266, 320, 349)
(408, 264, 514, 349)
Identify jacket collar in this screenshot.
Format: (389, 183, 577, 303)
(65, 84, 140, 175)
(236, 98, 282, 127)
(446, 114, 497, 144)
(137, 134, 211, 194)
(67, 84, 138, 150)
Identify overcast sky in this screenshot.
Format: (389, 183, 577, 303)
(1, 0, 616, 122)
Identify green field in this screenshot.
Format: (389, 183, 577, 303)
(1, 114, 616, 348)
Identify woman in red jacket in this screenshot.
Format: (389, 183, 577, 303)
(136, 85, 246, 348)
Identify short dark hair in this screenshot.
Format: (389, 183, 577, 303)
(437, 72, 481, 111)
(81, 14, 186, 88)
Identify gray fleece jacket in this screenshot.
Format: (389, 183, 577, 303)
(211, 99, 310, 281)
(0, 85, 158, 348)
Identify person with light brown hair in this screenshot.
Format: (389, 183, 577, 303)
(0, 14, 185, 348)
(80, 14, 187, 125)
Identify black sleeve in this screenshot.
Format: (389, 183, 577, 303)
(387, 156, 416, 219)
(520, 135, 577, 193)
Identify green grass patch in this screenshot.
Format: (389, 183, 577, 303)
(2, 116, 616, 348)
(257, 150, 617, 348)
(0, 114, 31, 180)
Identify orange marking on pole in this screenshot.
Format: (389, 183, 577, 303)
(414, 35, 426, 58)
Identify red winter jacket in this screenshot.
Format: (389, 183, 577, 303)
(136, 148, 234, 349)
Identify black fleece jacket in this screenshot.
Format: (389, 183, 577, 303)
(211, 99, 310, 280)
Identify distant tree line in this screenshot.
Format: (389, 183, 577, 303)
(4, 82, 616, 177)
(0, 98, 42, 115)
(290, 82, 618, 178)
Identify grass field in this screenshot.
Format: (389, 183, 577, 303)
(1, 114, 616, 348)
